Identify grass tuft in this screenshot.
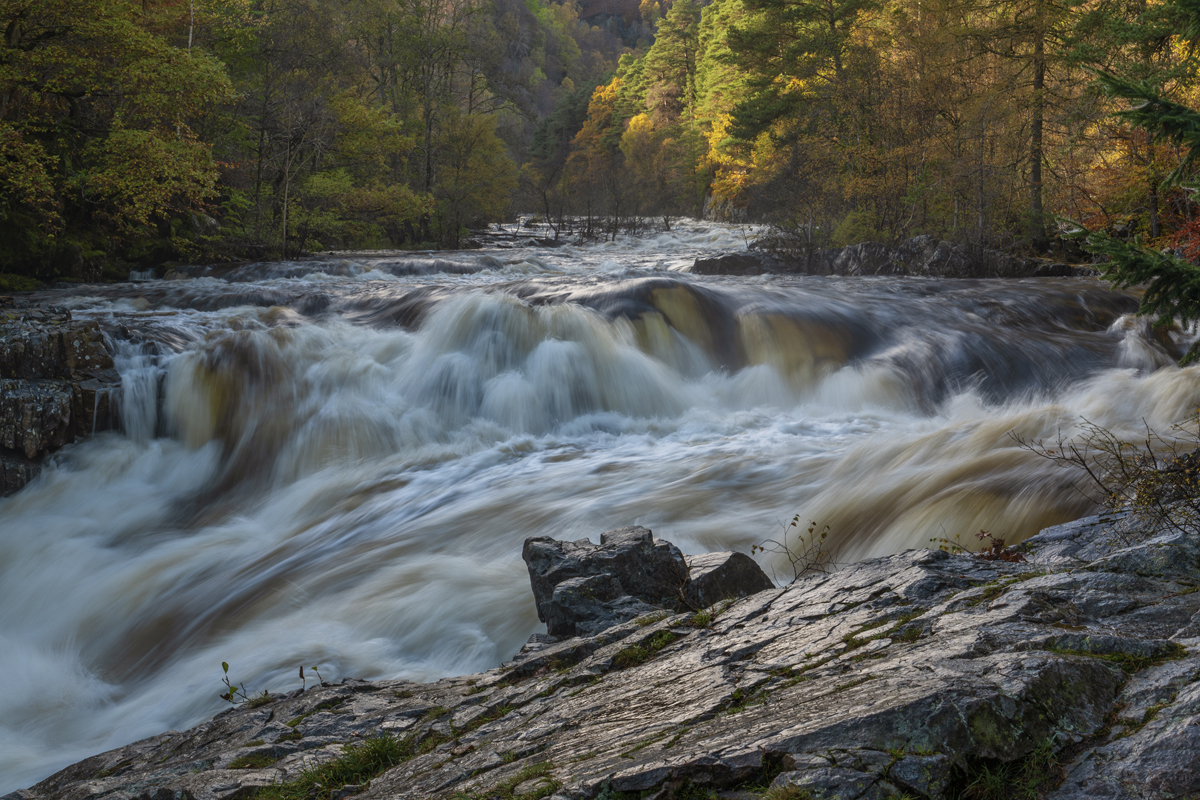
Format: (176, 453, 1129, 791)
(1048, 642, 1187, 675)
(229, 752, 279, 770)
(634, 611, 670, 627)
(612, 631, 679, 669)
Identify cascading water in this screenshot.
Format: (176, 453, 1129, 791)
(2, 221, 1199, 792)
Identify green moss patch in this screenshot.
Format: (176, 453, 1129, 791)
(254, 730, 451, 800)
(613, 631, 679, 669)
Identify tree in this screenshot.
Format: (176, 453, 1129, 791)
(1083, 0, 1200, 362)
(643, 0, 701, 125)
(432, 111, 517, 246)
(0, 0, 233, 275)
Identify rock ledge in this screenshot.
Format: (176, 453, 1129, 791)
(12, 514, 1200, 800)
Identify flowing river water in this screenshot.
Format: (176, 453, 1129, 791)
(3, 222, 1200, 791)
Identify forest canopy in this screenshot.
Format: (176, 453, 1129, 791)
(0, 0, 1198, 282)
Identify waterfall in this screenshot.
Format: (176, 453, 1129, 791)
(2, 220, 1198, 793)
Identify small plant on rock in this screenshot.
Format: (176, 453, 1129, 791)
(753, 516, 839, 583)
(220, 662, 272, 707)
(930, 530, 1025, 562)
(220, 662, 249, 704)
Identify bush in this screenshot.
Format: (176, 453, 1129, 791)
(1013, 416, 1200, 540)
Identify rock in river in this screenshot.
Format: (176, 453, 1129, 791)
(522, 526, 774, 637)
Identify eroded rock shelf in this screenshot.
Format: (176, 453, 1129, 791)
(10, 514, 1200, 800)
(0, 301, 121, 495)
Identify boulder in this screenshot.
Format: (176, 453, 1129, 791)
(0, 307, 121, 495)
(523, 528, 775, 637)
(685, 551, 774, 609)
(522, 526, 691, 636)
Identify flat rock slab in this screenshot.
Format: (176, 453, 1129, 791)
(16, 513, 1200, 800)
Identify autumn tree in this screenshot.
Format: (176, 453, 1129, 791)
(0, 0, 233, 279)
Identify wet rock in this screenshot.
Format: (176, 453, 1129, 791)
(703, 236, 1101, 278)
(21, 513, 1200, 800)
(0, 380, 74, 458)
(691, 252, 789, 275)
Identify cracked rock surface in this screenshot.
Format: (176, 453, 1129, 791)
(12, 513, 1200, 800)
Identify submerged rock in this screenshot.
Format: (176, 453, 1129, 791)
(14, 513, 1200, 800)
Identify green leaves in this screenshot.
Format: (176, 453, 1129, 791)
(1081, 0, 1200, 363)
(0, 0, 232, 274)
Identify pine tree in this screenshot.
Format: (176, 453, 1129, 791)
(1085, 0, 1200, 363)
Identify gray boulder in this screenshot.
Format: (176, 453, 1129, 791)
(522, 526, 691, 636)
(685, 551, 774, 609)
(0, 306, 121, 495)
(523, 527, 775, 637)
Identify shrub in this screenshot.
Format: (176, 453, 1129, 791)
(1013, 416, 1200, 541)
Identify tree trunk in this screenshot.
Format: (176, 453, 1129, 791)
(1149, 177, 1160, 239)
(1029, 19, 1047, 251)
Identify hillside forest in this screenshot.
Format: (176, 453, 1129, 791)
(1, 0, 1199, 284)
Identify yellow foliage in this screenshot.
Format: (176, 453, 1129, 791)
(705, 114, 754, 203)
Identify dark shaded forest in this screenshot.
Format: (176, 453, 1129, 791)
(1, 0, 1198, 285)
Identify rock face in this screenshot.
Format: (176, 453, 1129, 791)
(0, 302, 121, 495)
(692, 235, 1100, 279)
(522, 527, 774, 637)
(14, 512, 1200, 800)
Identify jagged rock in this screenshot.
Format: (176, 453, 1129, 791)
(18, 513, 1200, 800)
(523, 528, 774, 637)
(0, 379, 74, 458)
(691, 252, 787, 275)
(685, 551, 774, 609)
(522, 526, 691, 636)
(0, 308, 120, 495)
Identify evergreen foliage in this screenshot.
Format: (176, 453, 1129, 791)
(1093, 71, 1200, 187)
(1082, 230, 1200, 363)
(1076, 0, 1200, 364)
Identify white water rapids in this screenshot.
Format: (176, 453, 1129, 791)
(3, 221, 1200, 791)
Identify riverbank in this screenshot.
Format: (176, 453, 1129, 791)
(693, 235, 1102, 278)
(14, 513, 1199, 800)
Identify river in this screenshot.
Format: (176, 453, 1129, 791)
(2, 221, 1198, 791)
